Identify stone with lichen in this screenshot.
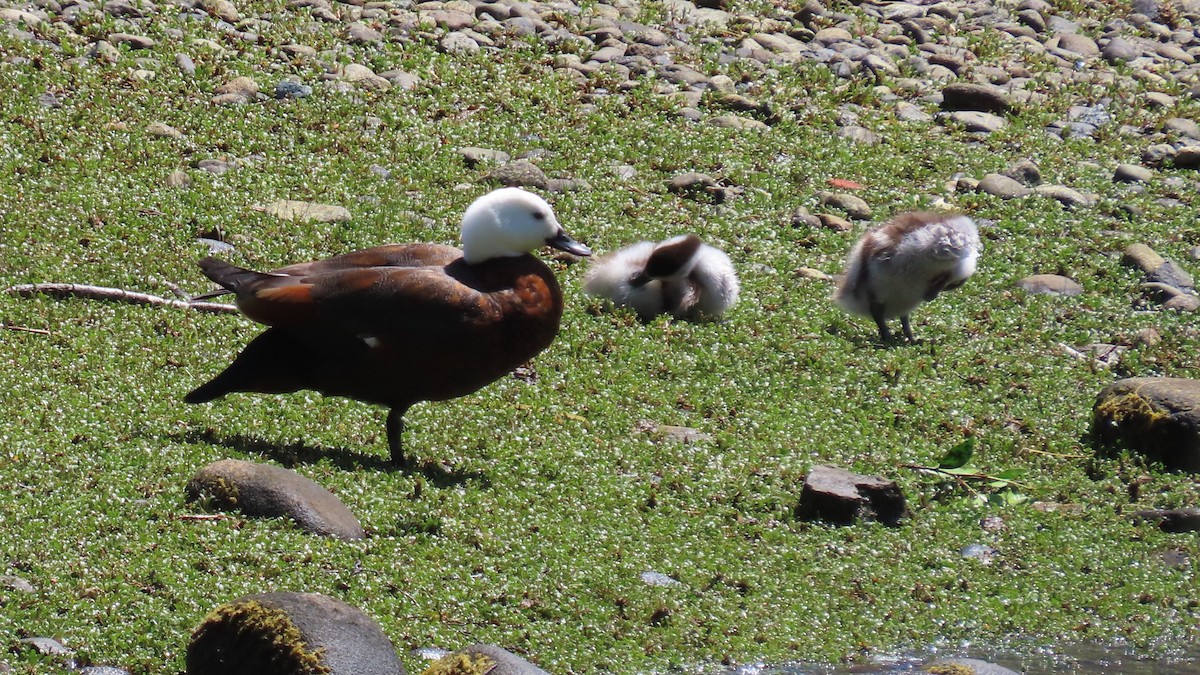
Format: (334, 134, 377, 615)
(1093, 377, 1200, 472)
(187, 592, 404, 675)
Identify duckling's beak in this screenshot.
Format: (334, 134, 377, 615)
(546, 230, 591, 257)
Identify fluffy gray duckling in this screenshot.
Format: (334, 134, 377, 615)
(833, 211, 980, 342)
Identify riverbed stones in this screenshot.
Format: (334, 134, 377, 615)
(1093, 377, 1200, 472)
(795, 464, 907, 526)
(424, 644, 549, 675)
(260, 199, 351, 223)
(185, 459, 365, 539)
(187, 592, 404, 675)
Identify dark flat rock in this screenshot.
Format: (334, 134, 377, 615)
(1093, 377, 1200, 472)
(795, 464, 907, 526)
(939, 82, 1013, 114)
(185, 459, 365, 539)
(187, 592, 404, 675)
(1133, 508, 1200, 533)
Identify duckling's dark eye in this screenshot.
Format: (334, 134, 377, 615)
(532, 211, 547, 221)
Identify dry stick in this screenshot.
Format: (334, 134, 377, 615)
(0, 324, 52, 336)
(5, 283, 238, 315)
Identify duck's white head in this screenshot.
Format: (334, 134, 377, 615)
(460, 187, 591, 264)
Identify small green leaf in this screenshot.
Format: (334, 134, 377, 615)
(995, 468, 1026, 480)
(938, 438, 976, 469)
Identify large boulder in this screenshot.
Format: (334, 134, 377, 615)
(1093, 378, 1200, 472)
(187, 592, 404, 675)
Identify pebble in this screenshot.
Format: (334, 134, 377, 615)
(274, 80, 313, 99)
(947, 110, 1007, 133)
(197, 159, 233, 174)
(260, 200, 351, 223)
(483, 160, 549, 189)
(817, 191, 871, 219)
(175, 53, 196, 76)
(108, 32, 155, 49)
(1114, 163, 1153, 183)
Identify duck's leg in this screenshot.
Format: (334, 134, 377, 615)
(900, 315, 915, 343)
(386, 408, 406, 466)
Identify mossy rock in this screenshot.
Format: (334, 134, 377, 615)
(925, 657, 1020, 674)
(187, 592, 404, 675)
(185, 459, 365, 539)
(423, 644, 550, 675)
(1093, 377, 1200, 472)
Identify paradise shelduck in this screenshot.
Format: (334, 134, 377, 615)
(185, 187, 591, 465)
(582, 234, 740, 321)
(833, 211, 980, 343)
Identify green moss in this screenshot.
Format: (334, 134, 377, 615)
(187, 600, 330, 675)
(1095, 391, 1172, 434)
(421, 652, 497, 675)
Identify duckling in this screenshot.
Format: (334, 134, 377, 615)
(583, 234, 740, 321)
(186, 187, 591, 465)
(833, 211, 980, 343)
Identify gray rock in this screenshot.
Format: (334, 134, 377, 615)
(896, 101, 932, 122)
(639, 570, 683, 587)
(197, 159, 233, 174)
(1034, 184, 1095, 208)
(708, 114, 769, 131)
(1175, 146, 1200, 169)
(1164, 293, 1200, 311)
(1164, 117, 1200, 139)
(108, 32, 155, 49)
(378, 70, 420, 90)
(1016, 274, 1083, 296)
(346, 22, 383, 44)
(426, 644, 549, 675)
(78, 668, 133, 675)
(167, 170, 192, 188)
(1114, 163, 1153, 183)
(147, 122, 183, 139)
(1094, 377, 1200, 472)
(1054, 31, 1100, 58)
(795, 464, 907, 526)
(948, 110, 1007, 133)
(817, 191, 871, 219)
(1003, 158, 1041, 186)
(1102, 37, 1140, 63)
(260, 200, 351, 224)
(19, 637, 72, 656)
(1133, 508, 1200, 533)
(441, 31, 480, 54)
(187, 592, 404, 675)
(667, 171, 721, 201)
(0, 575, 33, 592)
(457, 147, 510, 167)
(940, 82, 1013, 113)
(274, 81, 312, 99)
(960, 544, 998, 563)
(925, 658, 1021, 675)
(977, 173, 1031, 198)
(1143, 143, 1178, 168)
(837, 125, 879, 144)
(1123, 242, 1194, 290)
(483, 160, 548, 189)
(186, 459, 365, 539)
(176, 53, 196, 76)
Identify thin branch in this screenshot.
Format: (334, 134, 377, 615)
(5, 283, 238, 315)
(0, 323, 52, 336)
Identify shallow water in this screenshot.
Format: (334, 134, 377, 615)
(726, 642, 1200, 674)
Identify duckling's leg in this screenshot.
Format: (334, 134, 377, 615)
(900, 315, 915, 343)
(386, 408, 406, 466)
(869, 300, 892, 343)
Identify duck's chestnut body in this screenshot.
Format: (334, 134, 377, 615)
(186, 188, 590, 464)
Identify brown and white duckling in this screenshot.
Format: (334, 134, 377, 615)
(583, 234, 740, 321)
(833, 211, 980, 342)
(186, 187, 591, 465)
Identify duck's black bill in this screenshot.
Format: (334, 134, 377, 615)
(547, 231, 592, 257)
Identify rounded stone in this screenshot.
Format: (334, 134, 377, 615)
(1015, 274, 1083, 296)
(1114, 163, 1153, 183)
(187, 592, 404, 675)
(977, 173, 1031, 198)
(940, 82, 1013, 113)
(483, 160, 548, 189)
(186, 459, 365, 539)
(1094, 377, 1200, 472)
